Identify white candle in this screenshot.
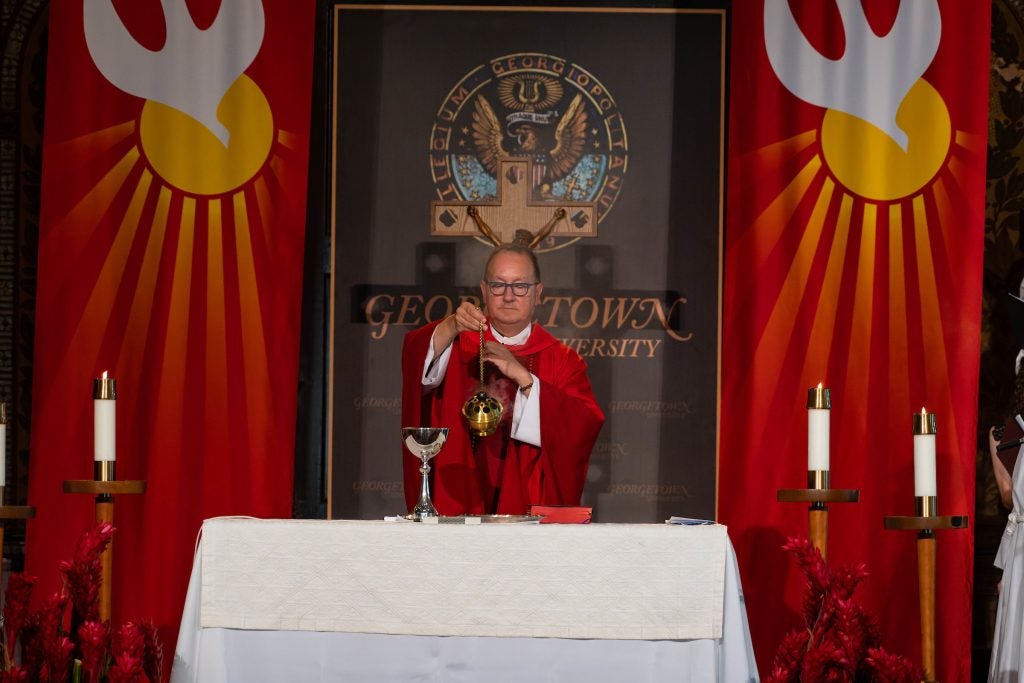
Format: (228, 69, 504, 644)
(807, 384, 830, 471)
(913, 408, 937, 497)
(94, 372, 117, 462)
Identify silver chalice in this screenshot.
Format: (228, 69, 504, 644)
(402, 427, 449, 520)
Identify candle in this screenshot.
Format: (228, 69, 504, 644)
(94, 372, 117, 462)
(807, 384, 831, 471)
(912, 408, 937, 497)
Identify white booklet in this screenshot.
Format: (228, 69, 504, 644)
(665, 516, 716, 525)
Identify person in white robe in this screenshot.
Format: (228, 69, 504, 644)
(988, 374, 1024, 681)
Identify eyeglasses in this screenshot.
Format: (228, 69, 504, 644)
(486, 281, 538, 297)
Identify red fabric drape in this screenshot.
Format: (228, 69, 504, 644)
(721, 1, 988, 680)
(26, 0, 314, 663)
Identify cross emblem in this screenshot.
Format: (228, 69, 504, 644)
(430, 157, 598, 246)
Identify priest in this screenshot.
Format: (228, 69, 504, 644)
(401, 243, 605, 515)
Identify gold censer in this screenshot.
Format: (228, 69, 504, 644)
(462, 325, 504, 436)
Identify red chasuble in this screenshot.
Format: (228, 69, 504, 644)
(401, 320, 605, 515)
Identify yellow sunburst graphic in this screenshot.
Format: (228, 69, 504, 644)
(730, 77, 984, 499)
(140, 75, 274, 196)
(821, 80, 951, 201)
(37, 76, 305, 470)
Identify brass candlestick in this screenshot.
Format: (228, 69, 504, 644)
(63, 373, 144, 622)
(779, 386, 859, 560)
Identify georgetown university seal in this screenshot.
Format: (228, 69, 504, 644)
(429, 52, 628, 251)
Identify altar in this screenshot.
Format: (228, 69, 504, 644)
(170, 517, 758, 682)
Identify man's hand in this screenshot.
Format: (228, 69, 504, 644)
(483, 341, 533, 389)
(452, 301, 488, 333)
(432, 302, 487, 355)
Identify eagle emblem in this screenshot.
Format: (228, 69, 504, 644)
(471, 75, 589, 196)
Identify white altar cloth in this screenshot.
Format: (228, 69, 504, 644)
(199, 517, 726, 640)
(172, 517, 759, 682)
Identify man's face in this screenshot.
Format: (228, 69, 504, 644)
(480, 251, 543, 335)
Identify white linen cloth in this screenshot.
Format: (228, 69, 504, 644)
(198, 518, 727, 640)
(991, 447, 1024, 682)
(171, 517, 758, 683)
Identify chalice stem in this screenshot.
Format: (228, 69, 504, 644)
(419, 460, 431, 505)
(415, 458, 437, 519)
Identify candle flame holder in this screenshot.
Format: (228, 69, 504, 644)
(93, 376, 117, 400)
(807, 470, 830, 490)
(95, 461, 116, 482)
(807, 386, 831, 410)
(916, 495, 937, 518)
(913, 411, 937, 435)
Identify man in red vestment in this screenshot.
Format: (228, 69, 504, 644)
(401, 244, 605, 515)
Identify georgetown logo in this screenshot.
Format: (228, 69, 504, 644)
(429, 53, 628, 252)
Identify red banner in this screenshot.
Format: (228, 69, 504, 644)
(721, 1, 988, 680)
(27, 0, 314, 656)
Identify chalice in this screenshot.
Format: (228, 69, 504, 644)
(402, 427, 449, 520)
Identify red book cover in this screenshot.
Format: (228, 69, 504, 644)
(528, 505, 592, 524)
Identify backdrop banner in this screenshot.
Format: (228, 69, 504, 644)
(721, 1, 988, 679)
(27, 0, 315, 656)
(327, 5, 727, 524)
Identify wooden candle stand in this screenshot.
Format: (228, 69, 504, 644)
(883, 514, 968, 683)
(776, 487, 859, 560)
(63, 478, 146, 621)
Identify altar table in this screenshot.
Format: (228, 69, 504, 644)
(171, 518, 758, 682)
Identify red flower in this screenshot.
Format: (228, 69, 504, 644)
(37, 634, 72, 683)
(21, 592, 68, 680)
(765, 629, 809, 683)
(107, 666, 144, 683)
(78, 620, 110, 681)
(139, 620, 164, 682)
(800, 637, 853, 682)
(831, 562, 869, 602)
(108, 622, 145, 682)
(782, 537, 832, 628)
(769, 537, 917, 683)
(0, 666, 29, 682)
(3, 525, 162, 682)
(59, 522, 115, 625)
(1, 573, 35, 663)
(863, 646, 919, 683)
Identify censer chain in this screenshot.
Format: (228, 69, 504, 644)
(478, 325, 485, 385)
